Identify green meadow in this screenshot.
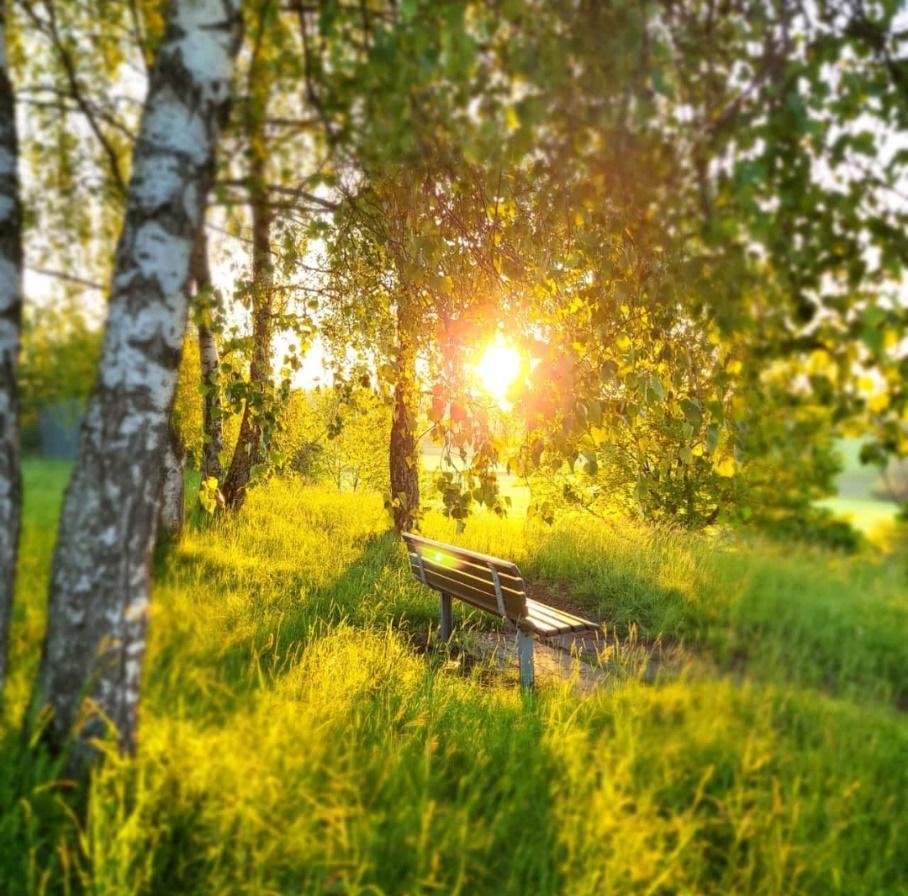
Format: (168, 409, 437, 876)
(1, 460, 906, 895)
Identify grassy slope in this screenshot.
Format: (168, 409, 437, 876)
(1, 461, 906, 895)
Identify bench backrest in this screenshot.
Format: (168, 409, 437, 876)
(402, 532, 528, 623)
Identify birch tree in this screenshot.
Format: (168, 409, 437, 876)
(219, 22, 275, 510)
(0, 1, 23, 695)
(219, 0, 305, 511)
(157, 419, 186, 541)
(31, 0, 242, 756)
(191, 227, 223, 483)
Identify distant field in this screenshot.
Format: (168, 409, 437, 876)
(824, 439, 900, 536)
(818, 496, 900, 536)
(833, 438, 883, 501)
(1, 461, 906, 895)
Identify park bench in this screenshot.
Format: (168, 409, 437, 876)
(403, 532, 601, 688)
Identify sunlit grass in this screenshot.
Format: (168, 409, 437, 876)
(1, 462, 906, 894)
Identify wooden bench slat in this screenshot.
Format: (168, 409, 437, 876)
(406, 550, 525, 591)
(408, 551, 526, 598)
(522, 617, 570, 637)
(432, 583, 518, 621)
(526, 598, 595, 630)
(524, 600, 579, 633)
(524, 599, 598, 635)
(413, 563, 527, 621)
(403, 532, 522, 577)
(406, 547, 525, 590)
(414, 565, 504, 617)
(524, 615, 591, 637)
(411, 562, 528, 621)
(524, 606, 575, 636)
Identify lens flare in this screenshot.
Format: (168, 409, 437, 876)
(476, 339, 522, 408)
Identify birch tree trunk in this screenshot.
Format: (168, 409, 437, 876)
(192, 228, 223, 483)
(32, 0, 242, 756)
(220, 178, 273, 510)
(221, 30, 274, 512)
(389, 303, 419, 532)
(0, 5, 23, 695)
(157, 420, 186, 541)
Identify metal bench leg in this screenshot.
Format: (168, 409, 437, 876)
(439, 592, 453, 642)
(517, 629, 535, 689)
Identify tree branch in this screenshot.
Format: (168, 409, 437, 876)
(18, 0, 129, 194)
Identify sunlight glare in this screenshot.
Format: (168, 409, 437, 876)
(475, 339, 522, 408)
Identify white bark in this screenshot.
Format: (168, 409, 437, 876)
(33, 0, 242, 756)
(158, 421, 185, 541)
(0, 5, 23, 696)
(192, 228, 223, 482)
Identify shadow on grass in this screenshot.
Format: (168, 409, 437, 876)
(148, 527, 539, 721)
(148, 531, 432, 717)
(142, 682, 562, 895)
(143, 535, 565, 893)
(0, 727, 83, 895)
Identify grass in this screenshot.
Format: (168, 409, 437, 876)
(424, 511, 908, 705)
(1, 461, 906, 894)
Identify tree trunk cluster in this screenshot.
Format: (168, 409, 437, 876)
(0, 0, 243, 759)
(0, 0, 424, 761)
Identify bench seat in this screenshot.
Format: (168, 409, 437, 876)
(524, 598, 597, 637)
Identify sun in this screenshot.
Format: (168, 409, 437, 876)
(475, 338, 522, 407)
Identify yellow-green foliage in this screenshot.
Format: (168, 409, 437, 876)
(172, 332, 244, 471)
(273, 388, 391, 492)
(17, 307, 101, 429)
(1, 463, 906, 894)
(172, 333, 203, 463)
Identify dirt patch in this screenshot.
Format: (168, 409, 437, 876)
(411, 622, 691, 693)
(453, 628, 690, 693)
